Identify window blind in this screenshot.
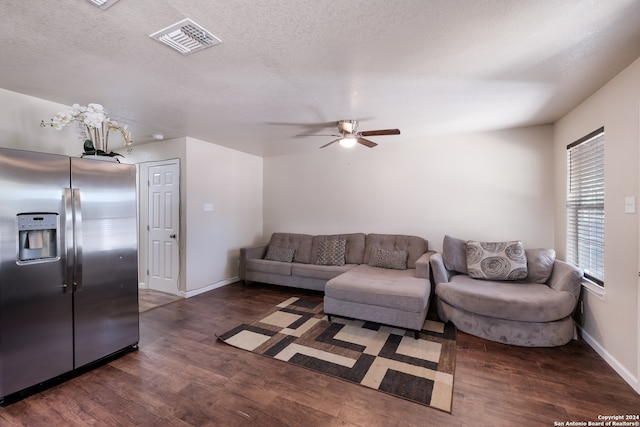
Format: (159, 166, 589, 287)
(566, 127, 605, 286)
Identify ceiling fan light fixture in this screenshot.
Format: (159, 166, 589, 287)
(339, 136, 357, 148)
(338, 120, 357, 134)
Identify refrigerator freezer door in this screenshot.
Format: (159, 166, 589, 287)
(0, 148, 73, 399)
(70, 157, 139, 368)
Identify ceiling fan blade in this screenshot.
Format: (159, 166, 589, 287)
(297, 133, 341, 138)
(360, 129, 401, 136)
(356, 138, 378, 148)
(319, 138, 341, 149)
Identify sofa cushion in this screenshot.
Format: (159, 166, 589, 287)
(325, 265, 430, 313)
(311, 233, 366, 265)
(436, 275, 577, 322)
(246, 259, 293, 276)
(316, 239, 346, 266)
(466, 240, 527, 281)
(368, 246, 408, 270)
(292, 263, 356, 280)
(442, 235, 468, 274)
(268, 233, 314, 264)
(525, 248, 556, 283)
(264, 245, 296, 263)
(363, 234, 427, 269)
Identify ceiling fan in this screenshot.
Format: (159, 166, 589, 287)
(307, 120, 400, 148)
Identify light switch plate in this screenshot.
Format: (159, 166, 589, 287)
(204, 203, 214, 212)
(624, 196, 636, 213)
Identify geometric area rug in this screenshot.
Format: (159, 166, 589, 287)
(217, 297, 457, 413)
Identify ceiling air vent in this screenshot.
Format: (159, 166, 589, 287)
(86, 0, 120, 10)
(150, 18, 221, 55)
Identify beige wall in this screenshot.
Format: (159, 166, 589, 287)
(264, 125, 555, 252)
(554, 56, 640, 389)
(184, 137, 263, 293)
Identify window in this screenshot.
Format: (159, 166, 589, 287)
(566, 127, 605, 286)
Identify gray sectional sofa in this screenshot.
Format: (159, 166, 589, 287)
(239, 232, 433, 333)
(430, 236, 584, 347)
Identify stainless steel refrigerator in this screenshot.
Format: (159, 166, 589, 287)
(0, 147, 139, 403)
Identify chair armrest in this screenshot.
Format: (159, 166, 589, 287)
(429, 252, 452, 284)
(239, 245, 268, 280)
(242, 245, 268, 260)
(415, 251, 434, 279)
(547, 259, 583, 299)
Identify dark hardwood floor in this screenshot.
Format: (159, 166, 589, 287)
(1, 282, 638, 426)
(138, 288, 182, 313)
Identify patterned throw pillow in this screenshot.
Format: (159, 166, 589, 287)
(316, 239, 347, 266)
(466, 240, 528, 281)
(264, 245, 296, 263)
(368, 246, 408, 270)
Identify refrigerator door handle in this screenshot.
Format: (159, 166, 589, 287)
(72, 188, 84, 292)
(64, 188, 74, 293)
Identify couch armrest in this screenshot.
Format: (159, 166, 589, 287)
(239, 245, 268, 280)
(429, 252, 452, 284)
(415, 251, 434, 279)
(547, 259, 583, 299)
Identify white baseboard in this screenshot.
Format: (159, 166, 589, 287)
(180, 276, 239, 298)
(580, 327, 639, 394)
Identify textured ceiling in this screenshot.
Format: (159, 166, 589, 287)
(1, 0, 640, 156)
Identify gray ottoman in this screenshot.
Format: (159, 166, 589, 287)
(324, 264, 432, 337)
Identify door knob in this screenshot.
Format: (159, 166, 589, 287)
(169, 234, 176, 239)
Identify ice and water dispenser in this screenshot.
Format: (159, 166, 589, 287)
(17, 213, 59, 262)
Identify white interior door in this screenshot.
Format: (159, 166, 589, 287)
(147, 160, 180, 295)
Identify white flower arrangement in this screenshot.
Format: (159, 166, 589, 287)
(41, 103, 133, 157)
